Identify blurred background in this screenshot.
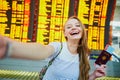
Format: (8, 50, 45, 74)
(0, 0, 120, 80)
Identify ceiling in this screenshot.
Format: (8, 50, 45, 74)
(116, 0, 120, 6)
(112, 0, 120, 37)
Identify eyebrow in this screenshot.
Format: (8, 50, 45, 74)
(65, 24, 71, 25)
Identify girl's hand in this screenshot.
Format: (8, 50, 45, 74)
(0, 35, 7, 58)
(89, 65, 106, 80)
(94, 65, 106, 78)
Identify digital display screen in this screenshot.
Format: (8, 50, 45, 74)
(0, 0, 113, 50)
(0, 0, 30, 42)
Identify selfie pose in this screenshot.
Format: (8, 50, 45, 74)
(0, 16, 106, 80)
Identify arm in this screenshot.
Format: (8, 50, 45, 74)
(89, 65, 106, 80)
(0, 35, 55, 60)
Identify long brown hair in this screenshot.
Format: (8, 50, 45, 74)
(64, 16, 90, 80)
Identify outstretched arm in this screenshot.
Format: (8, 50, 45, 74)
(0, 35, 54, 60)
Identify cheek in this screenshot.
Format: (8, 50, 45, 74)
(79, 28, 83, 35)
(64, 31, 67, 37)
(64, 29, 70, 37)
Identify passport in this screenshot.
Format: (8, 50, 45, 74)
(95, 44, 114, 65)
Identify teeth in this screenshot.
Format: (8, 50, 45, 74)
(70, 30, 80, 35)
(71, 32, 79, 35)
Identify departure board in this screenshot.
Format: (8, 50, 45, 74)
(0, 0, 114, 50)
(37, 0, 69, 45)
(0, 0, 11, 36)
(78, 0, 110, 50)
(0, 0, 30, 42)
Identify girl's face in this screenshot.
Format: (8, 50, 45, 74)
(64, 18, 83, 40)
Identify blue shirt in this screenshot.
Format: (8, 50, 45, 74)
(43, 42, 79, 80)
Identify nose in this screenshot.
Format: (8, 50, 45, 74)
(71, 26, 77, 30)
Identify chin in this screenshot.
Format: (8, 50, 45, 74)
(70, 37, 81, 40)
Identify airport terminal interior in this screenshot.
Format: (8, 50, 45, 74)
(0, 0, 120, 80)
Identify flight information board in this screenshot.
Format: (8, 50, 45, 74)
(78, 0, 110, 50)
(0, 0, 30, 42)
(37, 0, 69, 45)
(0, 0, 114, 50)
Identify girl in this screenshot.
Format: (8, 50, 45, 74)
(0, 16, 106, 80)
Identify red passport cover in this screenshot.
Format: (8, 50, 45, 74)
(95, 50, 112, 65)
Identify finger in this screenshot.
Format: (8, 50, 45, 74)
(101, 65, 106, 68)
(96, 70, 106, 77)
(97, 68, 106, 75)
(97, 69, 105, 73)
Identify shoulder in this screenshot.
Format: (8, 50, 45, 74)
(47, 42, 64, 58)
(48, 42, 62, 53)
(49, 42, 61, 50)
(49, 42, 61, 46)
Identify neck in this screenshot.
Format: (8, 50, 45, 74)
(67, 39, 79, 54)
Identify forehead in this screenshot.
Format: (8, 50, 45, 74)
(65, 18, 80, 25)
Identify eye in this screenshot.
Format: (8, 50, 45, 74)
(76, 24, 80, 27)
(66, 26, 72, 29)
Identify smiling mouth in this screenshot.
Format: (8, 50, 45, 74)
(70, 32, 79, 35)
